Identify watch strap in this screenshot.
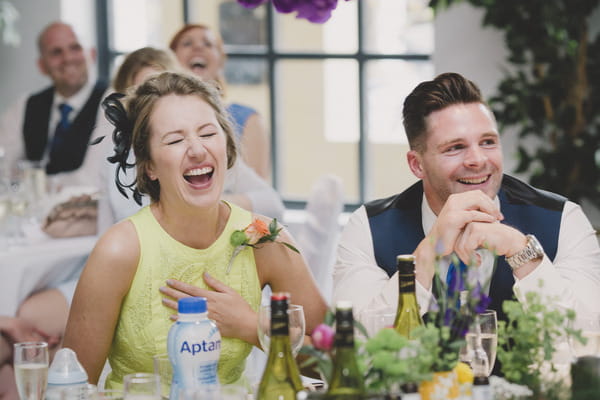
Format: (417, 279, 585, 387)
(506, 234, 543, 270)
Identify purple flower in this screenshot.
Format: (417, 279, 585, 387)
(444, 307, 457, 327)
(271, 0, 339, 23)
(472, 282, 491, 314)
(311, 323, 334, 351)
(294, 0, 339, 23)
(272, 0, 300, 13)
(237, 0, 269, 7)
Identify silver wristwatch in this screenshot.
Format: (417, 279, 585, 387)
(506, 234, 544, 270)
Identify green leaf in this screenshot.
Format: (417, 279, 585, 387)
(280, 242, 300, 253)
(268, 218, 278, 235)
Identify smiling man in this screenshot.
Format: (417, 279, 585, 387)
(0, 22, 108, 397)
(333, 72, 600, 325)
(0, 21, 107, 183)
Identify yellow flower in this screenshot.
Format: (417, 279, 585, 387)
(454, 362, 474, 385)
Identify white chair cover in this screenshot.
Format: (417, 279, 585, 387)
(293, 174, 344, 303)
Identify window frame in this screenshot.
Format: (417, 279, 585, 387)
(95, 0, 432, 211)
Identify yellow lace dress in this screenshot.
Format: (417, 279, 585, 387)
(104, 202, 261, 389)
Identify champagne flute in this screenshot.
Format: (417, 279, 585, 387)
(123, 373, 161, 400)
(465, 310, 498, 376)
(152, 353, 172, 400)
(13, 341, 49, 400)
(257, 304, 305, 356)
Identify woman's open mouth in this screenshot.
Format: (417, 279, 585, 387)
(183, 166, 214, 186)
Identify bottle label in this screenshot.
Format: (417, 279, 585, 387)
(399, 273, 416, 292)
(271, 317, 289, 336)
(168, 319, 222, 390)
(334, 329, 354, 348)
(179, 339, 221, 355)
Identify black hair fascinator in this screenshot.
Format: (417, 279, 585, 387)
(91, 92, 143, 205)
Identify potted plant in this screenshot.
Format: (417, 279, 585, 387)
(430, 0, 600, 215)
(497, 290, 584, 400)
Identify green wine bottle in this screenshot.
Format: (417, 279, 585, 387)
(393, 254, 423, 339)
(258, 292, 303, 400)
(327, 301, 365, 399)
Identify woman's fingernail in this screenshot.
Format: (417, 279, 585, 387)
(204, 272, 211, 279)
(166, 279, 173, 286)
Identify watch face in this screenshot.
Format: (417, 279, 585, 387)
(508, 235, 543, 270)
(529, 235, 544, 258)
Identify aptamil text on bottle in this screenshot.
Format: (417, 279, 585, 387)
(167, 297, 221, 395)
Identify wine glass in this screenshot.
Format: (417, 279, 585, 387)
(465, 310, 498, 376)
(362, 308, 396, 338)
(123, 373, 161, 400)
(177, 385, 247, 400)
(98, 390, 124, 400)
(152, 353, 172, 400)
(257, 304, 305, 356)
(13, 341, 49, 400)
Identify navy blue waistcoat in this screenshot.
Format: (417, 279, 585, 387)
(365, 175, 566, 323)
(22, 81, 107, 175)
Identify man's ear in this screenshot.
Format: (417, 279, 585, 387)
(407, 150, 425, 179)
(89, 47, 97, 63)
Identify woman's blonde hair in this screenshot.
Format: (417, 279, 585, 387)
(112, 47, 179, 93)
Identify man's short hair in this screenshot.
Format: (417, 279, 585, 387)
(402, 72, 488, 152)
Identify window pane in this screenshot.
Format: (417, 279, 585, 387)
(191, 0, 267, 53)
(274, 0, 357, 53)
(363, 0, 434, 54)
(110, 0, 183, 52)
(225, 58, 271, 136)
(277, 60, 359, 202)
(366, 59, 433, 200)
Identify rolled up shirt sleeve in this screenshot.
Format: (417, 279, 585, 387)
(333, 206, 431, 324)
(513, 201, 600, 315)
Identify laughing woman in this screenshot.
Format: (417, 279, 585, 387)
(62, 72, 326, 389)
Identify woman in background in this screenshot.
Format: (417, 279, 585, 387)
(96, 47, 284, 233)
(63, 72, 326, 388)
(170, 24, 271, 180)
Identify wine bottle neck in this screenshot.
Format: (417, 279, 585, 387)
(398, 273, 416, 293)
(334, 328, 355, 348)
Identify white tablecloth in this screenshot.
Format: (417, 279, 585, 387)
(0, 227, 97, 316)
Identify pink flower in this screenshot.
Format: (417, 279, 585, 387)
(244, 219, 270, 245)
(311, 323, 334, 351)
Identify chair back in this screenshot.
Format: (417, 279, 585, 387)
(294, 174, 344, 303)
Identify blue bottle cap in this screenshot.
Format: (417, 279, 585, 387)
(178, 297, 207, 314)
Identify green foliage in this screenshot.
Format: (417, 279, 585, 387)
(430, 0, 600, 205)
(496, 291, 584, 400)
(363, 328, 434, 392)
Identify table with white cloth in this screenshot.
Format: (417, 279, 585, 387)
(0, 225, 97, 316)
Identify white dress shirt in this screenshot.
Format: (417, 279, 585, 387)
(0, 80, 106, 189)
(333, 193, 600, 324)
